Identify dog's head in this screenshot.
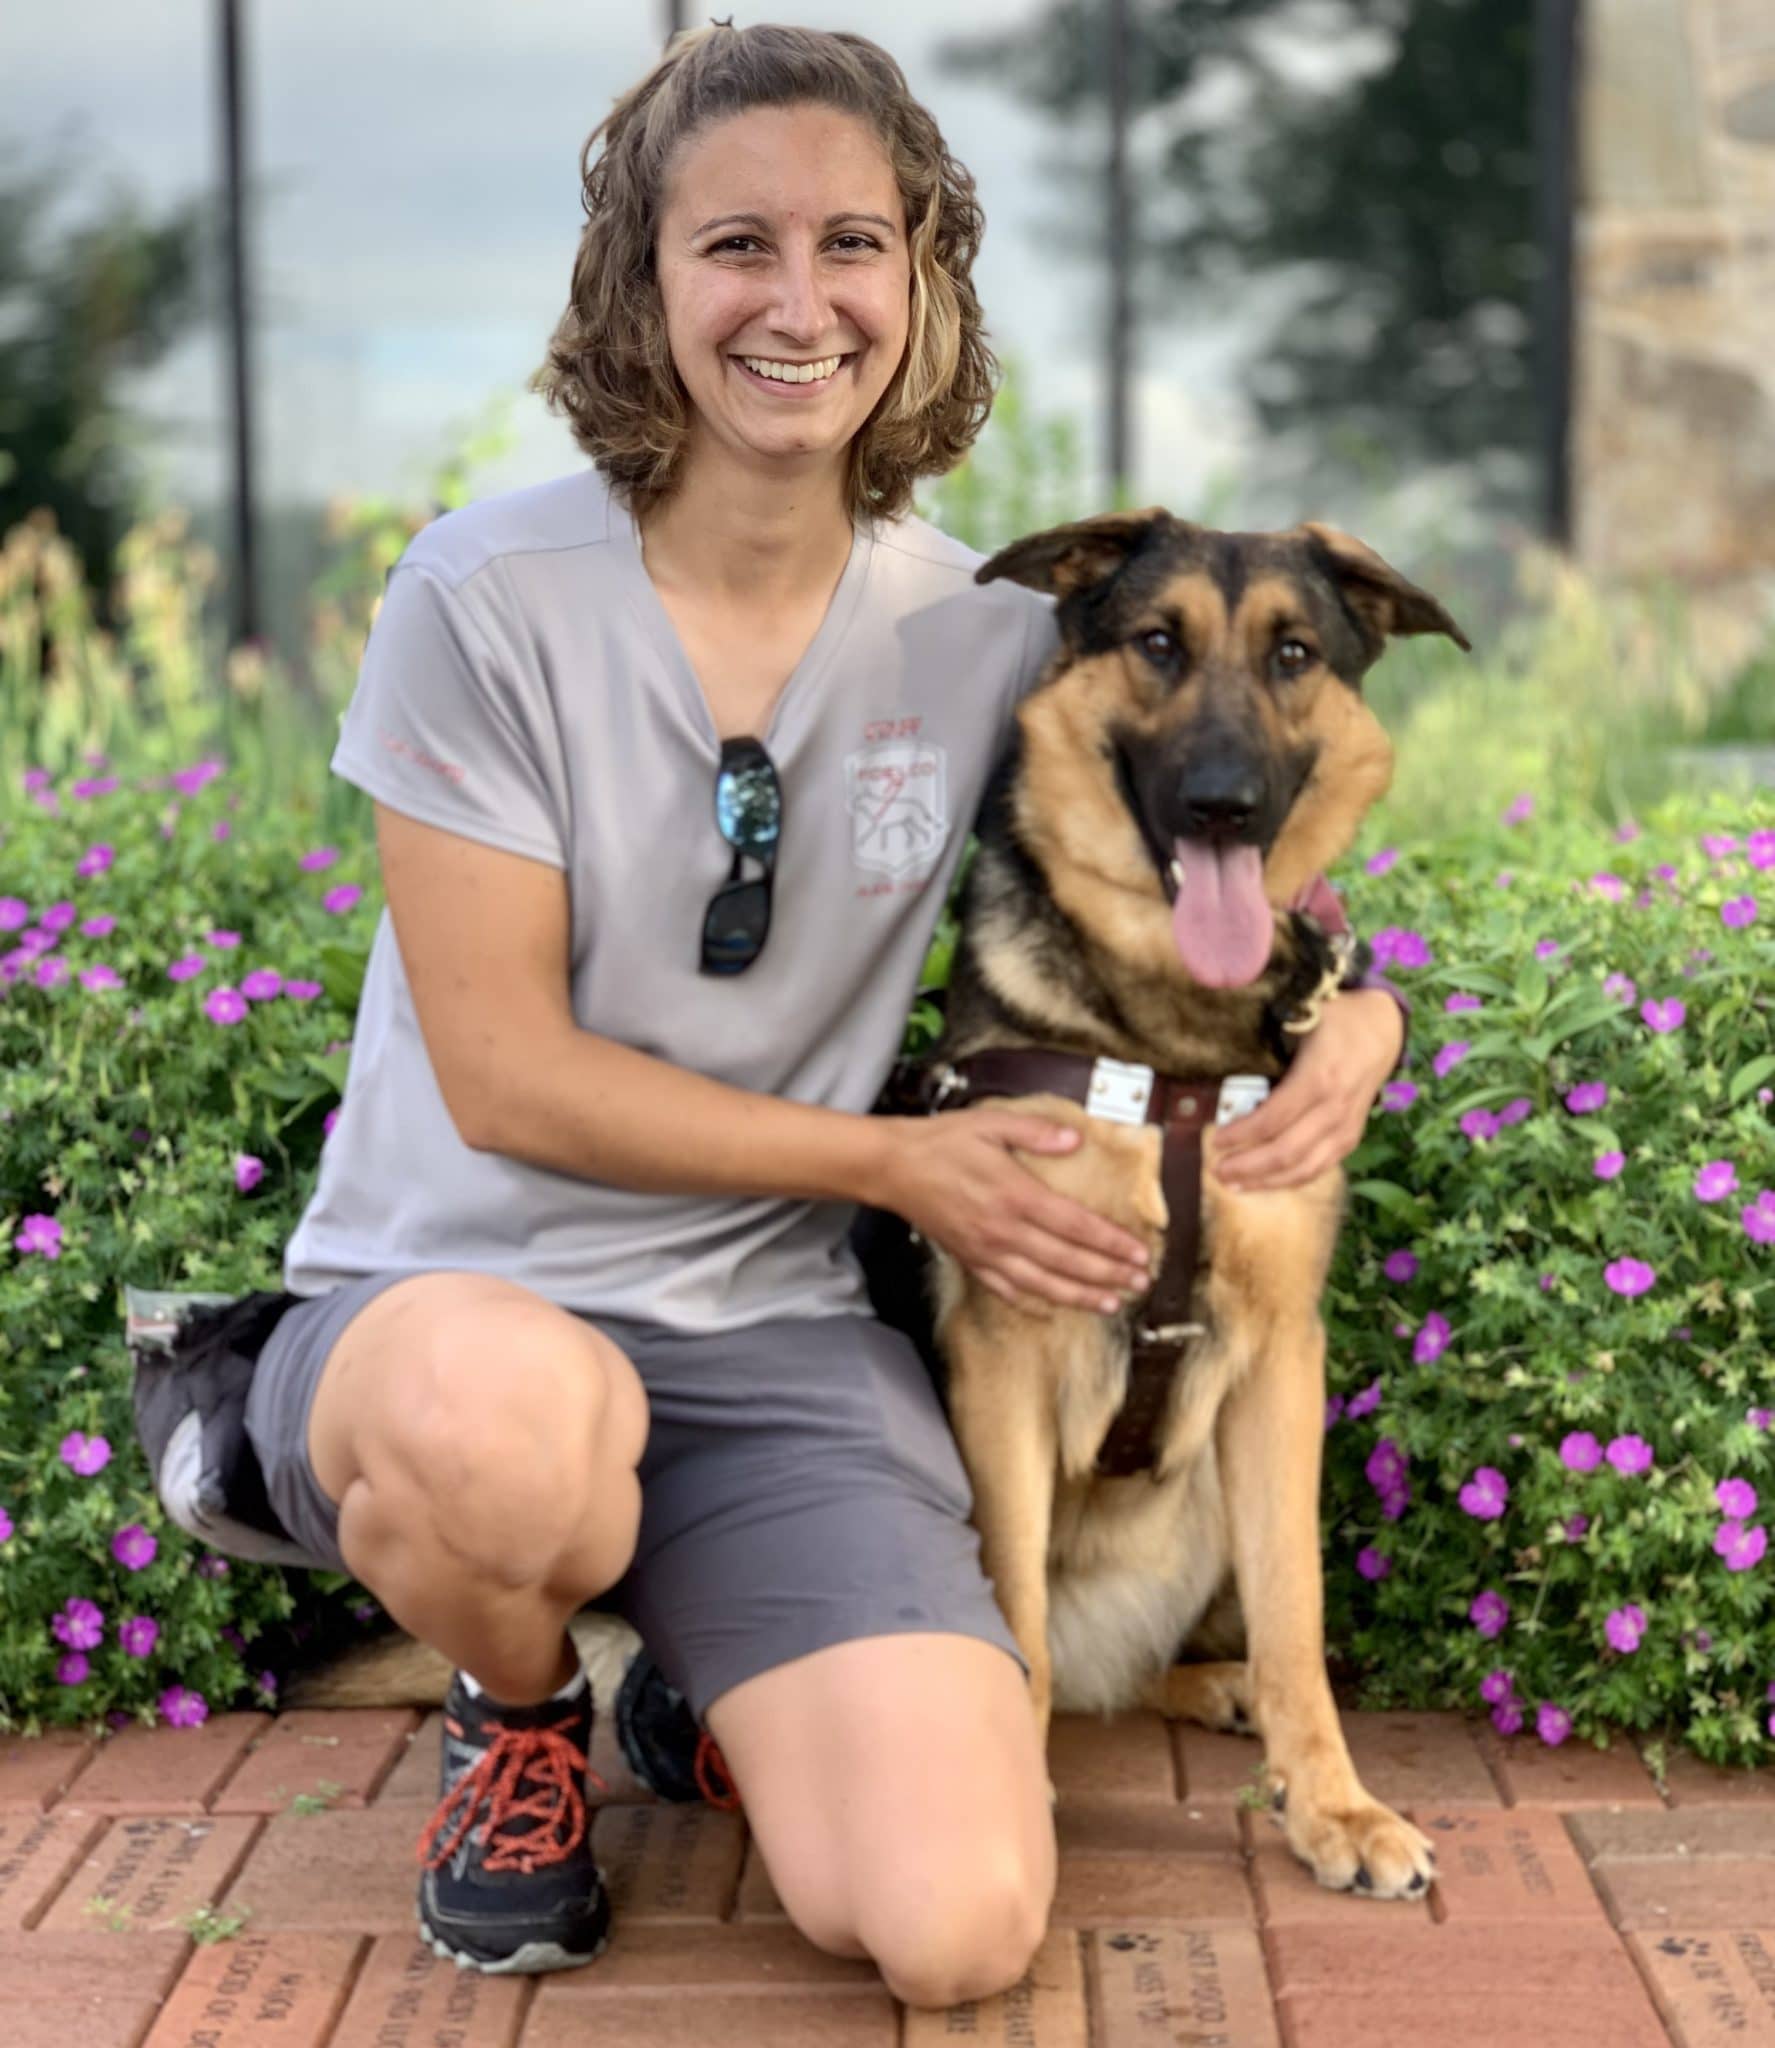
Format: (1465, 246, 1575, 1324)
(976, 510, 1469, 989)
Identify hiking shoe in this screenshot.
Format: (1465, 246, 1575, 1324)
(416, 1668, 611, 1973)
(614, 1650, 741, 1811)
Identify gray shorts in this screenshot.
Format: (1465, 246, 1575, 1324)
(244, 1273, 1025, 1721)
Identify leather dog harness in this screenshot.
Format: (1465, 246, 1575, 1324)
(901, 932, 1357, 1481)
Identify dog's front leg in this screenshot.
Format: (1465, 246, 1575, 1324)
(944, 1311, 1060, 1773)
(1216, 1308, 1434, 1899)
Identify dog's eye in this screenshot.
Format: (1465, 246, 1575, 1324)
(1274, 638, 1316, 678)
(1138, 628, 1180, 666)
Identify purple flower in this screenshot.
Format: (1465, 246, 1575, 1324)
(33, 956, 69, 990)
(1565, 1515, 1590, 1541)
(78, 964, 122, 992)
(1536, 1703, 1572, 1747)
(1366, 1438, 1409, 1493)
(204, 987, 248, 1026)
(1714, 1521, 1768, 1572)
(240, 969, 283, 1001)
(166, 954, 207, 982)
(1480, 1669, 1514, 1705)
(1701, 833, 1740, 858)
(195, 1553, 230, 1580)
(1604, 1604, 1647, 1654)
(1345, 1377, 1383, 1422)
(1539, 1272, 1556, 1292)
(1379, 1484, 1411, 1523)
(1750, 1409, 1774, 1432)
(1495, 871, 1514, 889)
(1324, 1395, 1345, 1431)
(1593, 1152, 1625, 1181)
(234, 1153, 264, 1194)
(206, 929, 241, 950)
(1606, 1434, 1655, 1476)
(1445, 992, 1483, 1012)
(1589, 873, 1626, 902)
(39, 902, 76, 934)
(1695, 1161, 1739, 1203)
(1723, 895, 1758, 929)
(1534, 939, 1561, 961)
(1503, 793, 1534, 825)
(1383, 1249, 1419, 1284)
(1640, 996, 1686, 1034)
(71, 775, 120, 799)
(1413, 1312, 1452, 1365)
(1602, 973, 1637, 1004)
(1748, 829, 1775, 870)
(1742, 1193, 1775, 1247)
(1565, 1082, 1608, 1114)
(52, 1598, 104, 1650)
(323, 1106, 341, 1140)
(170, 759, 224, 798)
(80, 913, 116, 938)
(1355, 1547, 1390, 1581)
(1381, 1080, 1418, 1113)
(211, 820, 232, 843)
(158, 1685, 210, 1728)
(75, 843, 115, 879)
(300, 846, 340, 872)
(59, 1431, 110, 1475)
(1490, 1699, 1524, 1736)
(1560, 1432, 1603, 1473)
(1604, 1258, 1655, 1299)
(0, 897, 28, 930)
(1460, 1109, 1499, 1143)
(284, 978, 323, 1001)
(322, 883, 364, 916)
(1459, 1467, 1509, 1520)
(1469, 1590, 1510, 1639)
(118, 1616, 160, 1659)
(110, 1525, 157, 1572)
(1615, 822, 1641, 843)
(1434, 1041, 1470, 1079)
(15, 1213, 63, 1259)
(1497, 1097, 1533, 1127)
(1717, 1478, 1758, 1520)
(0, 1506, 12, 1543)
(56, 1653, 90, 1687)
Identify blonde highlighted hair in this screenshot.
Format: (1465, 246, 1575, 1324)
(531, 22, 997, 524)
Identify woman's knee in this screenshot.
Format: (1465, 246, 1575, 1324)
(848, 1843, 1053, 2011)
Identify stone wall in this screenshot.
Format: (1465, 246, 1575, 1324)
(1575, 0, 1775, 589)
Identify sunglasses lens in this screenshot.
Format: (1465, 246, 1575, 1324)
(715, 746, 781, 858)
(701, 876, 772, 975)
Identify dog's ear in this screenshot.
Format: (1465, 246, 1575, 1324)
(975, 509, 1173, 599)
(1302, 523, 1472, 652)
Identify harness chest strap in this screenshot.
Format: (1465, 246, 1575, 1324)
(922, 1049, 1239, 1479)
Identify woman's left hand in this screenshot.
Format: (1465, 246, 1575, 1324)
(1205, 988, 1405, 1192)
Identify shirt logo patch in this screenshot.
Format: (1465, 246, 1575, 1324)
(845, 738, 948, 880)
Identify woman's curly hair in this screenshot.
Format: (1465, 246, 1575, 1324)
(531, 22, 997, 526)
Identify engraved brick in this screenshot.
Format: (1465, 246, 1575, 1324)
(1595, 1858, 1775, 1930)
(594, 1801, 745, 1921)
(0, 1930, 187, 2048)
(1569, 1808, 1775, 1863)
(328, 1934, 526, 2048)
(1049, 1712, 1176, 1803)
(1057, 1799, 1240, 1858)
(371, 1714, 440, 1804)
(1629, 1928, 1775, 2046)
(904, 1928, 1087, 2045)
(1247, 1833, 1433, 1927)
(536, 1921, 883, 1992)
(1090, 1926, 1280, 2047)
(1051, 1850, 1252, 1928)
(41, 1814, 260, 1934)
(140, 1930, 362, 2047)
(1476, 1727, 1661, 1808)
(1660, 1750, 1775, 1809)
(212, 1708, 419, 1813)
(70, 1714, 268, 1815)
(222, 1806, 423, 1933)
(1418, 1808, 1608, 1924)
(0, 1730, 96, 1812)
(0, 1809, 106, 1929)
(1273, 1988, 1668, 2048)
(735, 1839, 787, 1920)
(1340, 1712, 1501, 1810)
(526, 1990, 897, 2046)
(1264, 1921, 1647, 1999)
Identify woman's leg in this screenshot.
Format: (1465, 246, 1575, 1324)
(304, 1271, 649, 1703)
(706, 1631, 1056, 2011)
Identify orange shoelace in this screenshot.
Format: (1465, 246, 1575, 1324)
(417, 1713, 608, 1875)
(693, 1729, 742, 1813)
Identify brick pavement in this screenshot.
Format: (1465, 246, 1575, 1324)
(0, 1706, 1769, 2045)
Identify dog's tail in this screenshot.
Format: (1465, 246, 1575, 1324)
(285, 1610, 642, 1709)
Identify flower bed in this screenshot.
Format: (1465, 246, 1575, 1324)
(1, 759, 1771, 1764)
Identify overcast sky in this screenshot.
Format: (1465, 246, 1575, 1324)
(6, 0, 1280, 520)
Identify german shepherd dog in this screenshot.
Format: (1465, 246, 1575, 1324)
(913, 509, 1468, 1900)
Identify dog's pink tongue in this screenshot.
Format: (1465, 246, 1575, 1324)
(1169, 839, 1275, 987)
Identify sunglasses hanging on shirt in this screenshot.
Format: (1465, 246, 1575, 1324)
(700, 735, 783, 976)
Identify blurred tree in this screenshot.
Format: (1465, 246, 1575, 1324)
(942, 0, 1538, 501)
(0, 141, 211, 623)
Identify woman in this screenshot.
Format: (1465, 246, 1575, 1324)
(164, 23, 1404, 2007)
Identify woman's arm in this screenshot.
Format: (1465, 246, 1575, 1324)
(378, 806, 1152, 1313)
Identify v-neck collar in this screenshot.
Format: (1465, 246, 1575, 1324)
(611, 491, 874, 759)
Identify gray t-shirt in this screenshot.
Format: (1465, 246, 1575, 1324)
(282, 469, 1053, 1330)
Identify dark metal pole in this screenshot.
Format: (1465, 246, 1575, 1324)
(1105, 0, 1133, 500)
(218, 0, 259, 646)
(1533, 0, 1578, 548)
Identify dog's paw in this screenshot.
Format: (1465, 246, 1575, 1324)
(1284, 1796, 1435, 1901)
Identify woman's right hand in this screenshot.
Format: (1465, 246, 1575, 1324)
(876, 1108, 1153, 1315)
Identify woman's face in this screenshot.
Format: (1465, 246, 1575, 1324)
(654, 103, 912, 480)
